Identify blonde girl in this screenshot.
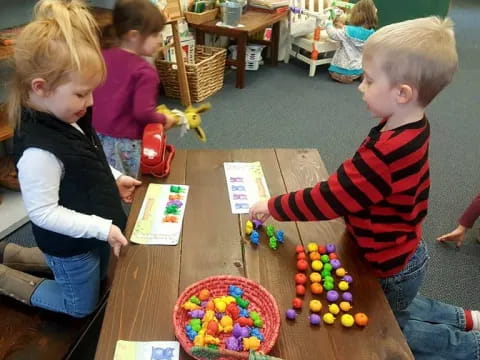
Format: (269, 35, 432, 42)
(0, 0, 140, 317)
(326, 0, 378, 83)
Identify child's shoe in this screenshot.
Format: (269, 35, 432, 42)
(0, 242, 51, 274)
(0, 264, 45, 305)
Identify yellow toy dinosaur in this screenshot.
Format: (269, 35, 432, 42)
(156, 103, 211, 142)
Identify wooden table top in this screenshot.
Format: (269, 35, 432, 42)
(190, 10, 287, 35)
(95, 149, 413, 360)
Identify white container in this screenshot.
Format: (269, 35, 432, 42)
(228, 44, 266, 70)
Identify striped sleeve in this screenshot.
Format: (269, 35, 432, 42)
(268, 146, 392, 221)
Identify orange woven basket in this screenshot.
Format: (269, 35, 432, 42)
(173, 275, 280, 359)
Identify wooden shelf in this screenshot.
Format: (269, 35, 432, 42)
(0, 43, 14, 62)
(0, 189, 28, 240)
(0, 107, 12, 142)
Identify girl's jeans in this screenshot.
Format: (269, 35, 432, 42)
(380, 240, 429, 312)
(97, 133, 142, 179)
(398, 295, 480, 360)
(30, 244, 110, 318)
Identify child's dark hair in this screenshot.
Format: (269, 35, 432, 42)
(349, 0, 378, 29)
(101, 0, 166, 48)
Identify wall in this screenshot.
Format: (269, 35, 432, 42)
(375, 0, 451, 27)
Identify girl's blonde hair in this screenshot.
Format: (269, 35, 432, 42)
(7, 0, 106, 127)
(364, 16, 458, 107)
(349, 0, 378, 29)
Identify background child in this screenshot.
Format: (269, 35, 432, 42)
(437, 193, 480, 247)
(326, 0, 377, 83)
(0, 0, 138, 318)
(93, 0, 176, 178)
(250, 16, 458, 313)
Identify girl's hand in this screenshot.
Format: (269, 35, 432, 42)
(437, 224, 467, 247)
(107, 224, 128, 257)
(164, 114, 177, 130)
(249, 200, 271, 223)
(116, 175, 142, 203)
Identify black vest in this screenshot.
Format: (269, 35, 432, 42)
(14, 108, 127, 257)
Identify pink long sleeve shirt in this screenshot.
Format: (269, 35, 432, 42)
(459, 193, 480, 228)
(93, 48, 166, 140)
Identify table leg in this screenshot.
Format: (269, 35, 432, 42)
(236, 33, 247, 89)
(195, 29, 205, 45)
(271, 21, 280, 66)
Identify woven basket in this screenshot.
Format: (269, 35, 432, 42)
(173, 275, 280, 359)
(185, 9, 219, 25)
(155, 45, 227, 103)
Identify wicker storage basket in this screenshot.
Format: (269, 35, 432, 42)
(173, 275, 280, 359)
(156, 45, 227, 103)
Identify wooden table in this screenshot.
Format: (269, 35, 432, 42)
(95, 149, 413, 360)
(189, 11, 287, 89)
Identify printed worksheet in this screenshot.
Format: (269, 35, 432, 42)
(224, 162, 270, 214)
(130, 184, 189, 245)
(113, 340, 180, 360)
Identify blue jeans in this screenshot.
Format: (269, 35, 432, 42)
(397, 295, 480, 360)
(379, 240, 429, 312)
(97, 133, 142, 178)
(30, 244, 110, 318)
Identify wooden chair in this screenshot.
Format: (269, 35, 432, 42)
(285, 0, 338, 76)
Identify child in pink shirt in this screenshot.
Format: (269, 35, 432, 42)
(93, 0, 175, 177)
(437, 193, 480, 247)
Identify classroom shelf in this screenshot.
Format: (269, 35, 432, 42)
(0, 109, 12, 141)
(0, 110, 12, 140)
(0, 189, 28, 240)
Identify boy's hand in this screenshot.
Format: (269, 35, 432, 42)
(164, 114, 177, 130)
(116, 175, 142, 203)
(107, 224, 128, 257)
(437, 224, 467, 247)
(249, 200, 271, 223)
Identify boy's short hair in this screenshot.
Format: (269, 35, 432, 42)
(363, 16, 458, 106)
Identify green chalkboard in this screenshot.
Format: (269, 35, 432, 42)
(350, 0, 451, 27)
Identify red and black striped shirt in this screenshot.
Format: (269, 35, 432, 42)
(268, 117, 430, 278)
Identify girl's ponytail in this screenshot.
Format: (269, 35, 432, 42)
(33, 0, 102, 71)
(7, 0, 106, 128)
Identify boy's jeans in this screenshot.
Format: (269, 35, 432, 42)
(398, 295, 480, 360)
(30, 244, 110, 318)
(380, 240, 429, 312)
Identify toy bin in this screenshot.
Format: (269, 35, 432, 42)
(173, 275, 280, 359)
(155, 45, 227, 103)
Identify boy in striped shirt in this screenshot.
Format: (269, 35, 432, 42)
(250, 17, 458, 313)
